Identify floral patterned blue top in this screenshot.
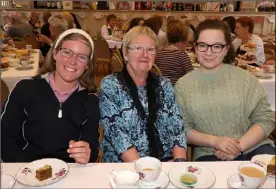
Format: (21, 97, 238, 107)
(99, 74, 187, 162)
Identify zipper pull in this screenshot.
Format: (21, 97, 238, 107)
(58, 103, 62, 118)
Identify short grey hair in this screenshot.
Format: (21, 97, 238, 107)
(48, 14, 68, 32)
(122, 26, 158, 58)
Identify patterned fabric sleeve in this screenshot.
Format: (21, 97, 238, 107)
(160, 78, 187, 150)
(99, 76, 134, 155)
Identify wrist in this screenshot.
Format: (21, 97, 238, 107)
(210, 135, 218, 148)
(173, 158, 186, 162)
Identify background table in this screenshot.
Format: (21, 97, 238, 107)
(259, 74, 275, 111)
(1, 49, 40, 91)
(106, 40, 123, 49)
(2, 161, 275, 188)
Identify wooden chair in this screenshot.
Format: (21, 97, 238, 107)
(268, 111, 276, 144)
(264, 48, 275, 62)
(23, 34, 40, 49)
(96, 124, 104, 162)
(151, 64, 162, 76)
(13, 41, 27, 49)
(187, 144, 195, 161)
(264, 43, 275, 52)
(1, 79, 10, 110)
(111, 52, 123, 73)
(114, 46, 123, 62)
(92, 36, 112, 75)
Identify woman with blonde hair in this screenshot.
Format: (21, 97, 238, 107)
(1, 29, 100, 163)
(61, 12, 74, 29)
(38, 14, 68, 56)
(99, 26, 187, 162)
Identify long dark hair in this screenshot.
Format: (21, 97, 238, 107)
(222, 16, 236, 34)
(194, 19, 235, 63)
(126, 17, 145, 33)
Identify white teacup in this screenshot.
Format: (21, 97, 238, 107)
(20, 60, 29, 68)
(26, 45, 32, 50)
(238, 162, 267, 188)
(135, 156, 161, 182)
(109, 170, 139, 188)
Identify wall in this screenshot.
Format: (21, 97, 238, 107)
(1, 9, 275, 37)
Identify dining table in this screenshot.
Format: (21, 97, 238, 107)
(106, 39, 123, 49)
(1, 161, 275, 188)
(1, 49, 40, 91)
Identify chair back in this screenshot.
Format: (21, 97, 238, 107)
(10, 37, 27, 49)
(13, 41, 27, 49)
(92, 36, 112, 74)
(111, 53, 123, 73)
(264, 43, 275, 52)
(114, 46, 123, 62)
(151, 64, 162, 76)
(23, 34, 40, 49)
(264, 48, 275, 61)
(96, 124, 104, 162)
(92, 36, 111, 61)
(1, 79, 10, 110)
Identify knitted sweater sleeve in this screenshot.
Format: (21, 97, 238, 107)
(246, 74, 275, 137)
(175, 79, 194, 133)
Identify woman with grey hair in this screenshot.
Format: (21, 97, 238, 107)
(99, 26, 187, 162)
(38, 14, 68, 56)
(1, 29, 100, 164)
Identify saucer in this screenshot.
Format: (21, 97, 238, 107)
(15, 65, 34, 71)
(227, 173, 274, 189)
(110, 171, 170, 189)
(139, 171, 170, 189)
(1, 67, 9, 71)
(169, 165, 216, 188)
(1, 174, 16, 188)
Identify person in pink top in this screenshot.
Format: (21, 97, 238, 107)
(1, 29, 100, 164)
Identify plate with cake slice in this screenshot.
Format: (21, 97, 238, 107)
(251, 154, 275, 177)
(15, 158, 69, 187)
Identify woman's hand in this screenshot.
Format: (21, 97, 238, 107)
(37, 34, 52, 45)
(213, 136, 241, 156)
(67, 140, 91, 164)
(215, 150, 238, 161)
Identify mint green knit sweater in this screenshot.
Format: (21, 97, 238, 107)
(175, 64, 275, 161)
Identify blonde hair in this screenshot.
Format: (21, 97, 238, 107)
(122, 26, 158, 57)
(61, 12, 74, 29)
(39, 32, 96, 93)
(48, 14, 68, 32)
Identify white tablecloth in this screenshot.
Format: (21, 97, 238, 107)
(106, 40, 123, 49)
(259, 74, 275, 111)
(2, 161, 275, 188)
(1, 49, 40, 91)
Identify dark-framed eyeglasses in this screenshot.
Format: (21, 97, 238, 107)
(59, 48, 89, 64)
(127, 45, 157, 55)
(195, 43, 227, 53)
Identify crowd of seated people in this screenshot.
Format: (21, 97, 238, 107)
(1, 14, 274, 164)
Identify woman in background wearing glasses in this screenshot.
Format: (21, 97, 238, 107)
(1, 29, 100, 164)
(99, 26, 187, 162)
(175, 19, 275, 162)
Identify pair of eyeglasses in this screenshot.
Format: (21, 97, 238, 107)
(59, 48, 89, 64)
(195, 43, 227, 53)
(127, 45, 157, 55)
